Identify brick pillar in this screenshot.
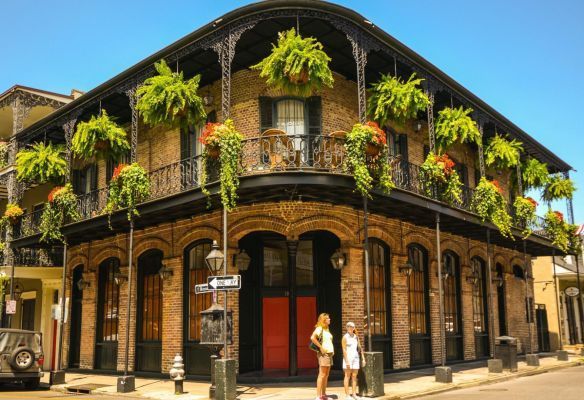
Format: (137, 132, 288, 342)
(116, 264, 137, 372)
(79, 269, 97, 369)
(161, 256, 183, 373)
(341, 245, 365, 346)
(461, 263, 476, 360)
(391, 253, 410, 369)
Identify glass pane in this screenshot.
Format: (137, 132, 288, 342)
(408, 246, 427, 335)
(263, 240, 288, 287)
(296, 240, 313, 286)
(188, 242, 212, 341)
(370, 241, 387, 336)
(276, 100, 305, 136)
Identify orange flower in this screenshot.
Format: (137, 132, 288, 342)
(199, 122, 222, 145)
(48, 186, 64, 203)
(365, 121, 387, 145)
(525, 197, 538, 208)
(554, 211, 564, 222)
(491, 180, 503, 193)
(436, 154, 456, 176)
(112, 163, 128, 180)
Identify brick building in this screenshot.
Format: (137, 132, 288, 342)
(1, 1, 575, 379)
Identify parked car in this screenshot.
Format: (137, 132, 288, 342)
(0, 329, 44, 389)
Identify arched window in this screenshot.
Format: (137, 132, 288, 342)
(370, 239, 390, 336)
(513, 265, 525, 279)
(443, 252, 460, 335)
(275, 99, 305, 136)
(408, 244, 431, 366)
(185, 241, 213, 341)
(471, 256, 489, 357)
(95, 258, 120, 370)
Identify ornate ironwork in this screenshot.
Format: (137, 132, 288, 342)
(564, 171, 575, 224)
(125, 85, 139, 163)
(426, 89, 436, 152)
(477, 121, 486, 179)
(62, 117, 77, 183)
(516, 162, 523, 196)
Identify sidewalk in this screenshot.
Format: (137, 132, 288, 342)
(49, 354, 583, 400)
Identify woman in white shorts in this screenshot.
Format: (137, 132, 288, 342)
(341, 322, 365, 400)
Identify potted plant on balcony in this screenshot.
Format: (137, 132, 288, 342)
(39, 183, 80, 243)
(521, 157, 549, 190)
(345, 121, 394, 197)
(72, 110, 130, 162)
(420, 152, 463, 204)
(105, 163, 151, 224)
(198, 119, 243, 211)
(513, 196, 538, 238)
(15, 142, 67, 184)
(542, 174, 576, 203)
(251, 28, 334, 97)
(137, 59, 207, 129)
(543, 210, 571, 252)
(2, 203, 23, 226)
(435, 106, 481, 151)
(484, 134, 523, 169)
(0, 142, 8, 169)
(367, 72, 430, 127)
(471, 177, 513, 239)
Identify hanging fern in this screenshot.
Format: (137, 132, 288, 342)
(0, 142, 8, 169)
(366, 73, 430, 126)
(471, 177, 514, 239)
(521, 157, 549, 190)
(484, 134, 523, 169)
(542, 175, 576, 202)
(435, 106, 481, 151)
(72, 110, 130, 161)
(15, 142, 67, 184)
(137, 59, 206, 129)
(543, 210, 571, 252)
(39, 184, 80, 243)
(251, 28, 334, 97)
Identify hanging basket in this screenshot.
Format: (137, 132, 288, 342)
(287, 69, 309, 85)
(365, 143, 381, 157)
(8, 216, 19, 225)
(206, 145, 220, 159)
(93, 140, 110, 152)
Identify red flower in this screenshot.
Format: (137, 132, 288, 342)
(199, 122, 222, 145)
(491, 180, 503, 193)
(48, 186, 64, 203)
(112, 163, 128, 180)
(554, 211, 564, 222)
(435, 154, 456, 176)
(525, 197, 538, 208)
(365, 121, 387, 145)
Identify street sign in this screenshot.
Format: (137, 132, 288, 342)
(207, 275, 241, 290)
(5, 300, 16, 315)
(195, 283, 213, 294)
(565, 287, 580, 297)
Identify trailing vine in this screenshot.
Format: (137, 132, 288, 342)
(366, 73, 429, 126)
(0, 142, 8, 169)
(544, 210, 571, 252)
(251, 28, 334, 97)
(542, 175, 576, 203)
(39, 184, 80, 243)
(198, 119, 243, 211)
(513, 196, 538, 238)
(0, 272, 9, 312)
(136, 59, 206, 129)
(420, 152, 463, 205)
(72, 110, 130, 161)
(435, 106, 481, 151)
(521, 157, 549, 190)
(345, 122, 394, 197)
(105, 163, 151, 224)
(484, 134, 523, 169)
(471, 177, 514, 239)
(16, 142, 67, 184)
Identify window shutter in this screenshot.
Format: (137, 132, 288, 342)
(180, 126, 191, 161)
(90, 164, 98, 191)
(306, 96, 322, 136)
(259, 97, 273, 133)
(399, 134, 408, 162)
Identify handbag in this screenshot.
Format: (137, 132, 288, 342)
(309, 328, 323, 352)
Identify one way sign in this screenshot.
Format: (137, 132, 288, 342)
(207, 275, 242, 290)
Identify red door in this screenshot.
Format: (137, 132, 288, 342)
(296, 296, 318, 369)
(262, 297, 289, 369)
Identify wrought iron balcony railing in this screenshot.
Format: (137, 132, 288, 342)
(12, 133, 551, 241)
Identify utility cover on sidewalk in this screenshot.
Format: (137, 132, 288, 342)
(66, 383, 111, 394)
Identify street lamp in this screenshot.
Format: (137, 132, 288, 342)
(113, 265, 127, 286)
(466, 269, 479, 286)
(399, 262, 414, 277)
(492, 275, 504, 288)
(234, 249, 251, 271)
(158, 266, 173, 280)
(12, 282, 23, 301)
(330, 249, 347, 270)
(76, 277, 90, 291)
(205, 241, 224, 275)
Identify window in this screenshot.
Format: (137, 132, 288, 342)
(296, 240, 314, 286)
(138, 251, 163, 342)
(471, 257, 487, 333)
(443, 252, 460, 334)
(97, 258, 120, 342)
(408, 245, 428, 335)
(73, 164, 98, 194)
(181, 111, 217, 161)
(275, 99, 305, 136)
(186, 241, 212, 341)
(106, 153, 130, 184)
(370, 239, 390, 336)
(263, 240, 288, 287)
(513, 265, 525, 279)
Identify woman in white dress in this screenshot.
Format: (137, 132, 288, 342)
(341, 322, 366, 400)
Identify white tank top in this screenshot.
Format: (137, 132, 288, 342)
(344, 333, 359, 360)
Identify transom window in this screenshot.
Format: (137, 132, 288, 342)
(187, 241, 212, 341)
(275, 99, 305, 136)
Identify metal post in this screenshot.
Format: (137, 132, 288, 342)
(223, 207, 228, 358)
(118, 219, 135, 392)
(363, 195, 372, 351)
(477, 121, 486, 179)
(575, 240, 584, 343)
(49, 242, 68, 384)
(523, 240, 533, 354)
(552, 250, 563, 350)
(426, 89, 436, 153)
(436, 213, 445, 366)
(486, 229, 495, 357)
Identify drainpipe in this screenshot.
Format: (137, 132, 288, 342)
(523, 240, 533, 354)
(436, 213, 445, 366)
(552, 250, 563, 350)
(363, 195, 372, 352)
(486, 229, 495, 357)
(575, 239, 584, 343)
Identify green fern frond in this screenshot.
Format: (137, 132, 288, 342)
(16, 142, 67, 184)
(542, 175, 576, 202)
(484, 134, 523, 169)
(435, 106, 481, 151)
(521, 158, 549, 190)
(72, 110, 130, 161)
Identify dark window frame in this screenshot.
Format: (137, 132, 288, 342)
(183, 240, 213, 343)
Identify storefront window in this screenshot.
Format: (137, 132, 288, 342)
(187, 241, 212, 341)
(263, 240, 289, 287)
(296, 240, 314, 286)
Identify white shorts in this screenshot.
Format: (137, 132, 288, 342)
(343, 357, 360, 370)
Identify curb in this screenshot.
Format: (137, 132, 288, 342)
(377, 360, 583, 400)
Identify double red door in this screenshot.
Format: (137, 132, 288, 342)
(262, 296, 317, 370)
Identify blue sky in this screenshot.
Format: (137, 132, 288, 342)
(2, 0, 582, 223)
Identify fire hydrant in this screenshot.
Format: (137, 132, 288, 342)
(169, 354, 185, 394)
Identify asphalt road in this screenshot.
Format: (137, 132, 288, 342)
(422, 365, 584, 399)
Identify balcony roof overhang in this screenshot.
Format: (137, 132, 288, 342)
(13, 0, 571, 172)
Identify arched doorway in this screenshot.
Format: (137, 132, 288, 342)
(68, 265, 83, 368)
(183, 240, 213, 376)
(408, 244, 431, 366)
(238, 230, 341, 376)
(443, 251, 462, 361)
(472, 257, 489, 358)
(369, 238, 392, 370)
(95, 258, 120, 370)
(135, 249, 163, 372)
(496, 263, 507, 336)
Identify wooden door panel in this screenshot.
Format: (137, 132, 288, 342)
(262, 297, 289, 369)
(296, 296, 317, 369)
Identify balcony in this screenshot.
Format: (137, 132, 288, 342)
(12, 133, 552, 246)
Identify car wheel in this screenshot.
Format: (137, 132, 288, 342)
(24, 378, 40, 390)
(10, 347, 35, 371)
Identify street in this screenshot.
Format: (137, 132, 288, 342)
(422, 364, 584, 399)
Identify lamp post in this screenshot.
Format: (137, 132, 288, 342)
(118, 219, 135, 393)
